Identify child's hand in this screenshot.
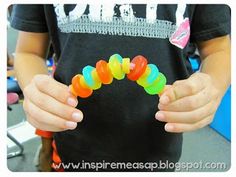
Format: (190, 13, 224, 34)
(155, 72, 221, 133)
(23, 74, 83, 132)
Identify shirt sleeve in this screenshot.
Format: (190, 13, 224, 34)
(10, 5, 48, 33)
(190, 4, 231, 42)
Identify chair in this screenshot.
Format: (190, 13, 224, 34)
(7, 81, 24, 159)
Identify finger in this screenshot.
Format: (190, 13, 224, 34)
(158, 85, 174, 105)
(25, 112, 42, 130)
(27, 113, 67, 132)
(25, 111, 55, 132)
(33, 75, 77, 106)
(172, 74, 208, 99)
(159, 80, 185, 105)
(158, 85, 172, 97)
(158, 86, 215, 112)
(25, 99, 78, 132)
(24, 97, 71, 132)
(24, 100, 48, 130)
(155, 101, 217, 124)
(159, 75, 207, 105)
(159, 88, 175, 105)
(164, 114, 214, 133)
(25, 84, 83, 122)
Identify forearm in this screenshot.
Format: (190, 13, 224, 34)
(14, 53, 48, 90)
(14, 31, 50, 90)
(198, 35, 231, 98)
(200, 49, 231, 97)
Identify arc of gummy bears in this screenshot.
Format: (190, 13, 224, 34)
(69, 54, 167, 98)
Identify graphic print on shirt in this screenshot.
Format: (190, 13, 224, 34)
(53, 4, 190, 49)
(169, 4, 190, 49)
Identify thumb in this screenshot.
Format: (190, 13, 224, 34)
(158, 85, 172, 97)
(159, 85, 176, 105)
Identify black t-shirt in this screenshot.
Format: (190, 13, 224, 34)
(11, 4, 230, 171)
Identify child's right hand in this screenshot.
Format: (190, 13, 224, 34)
(22, 74, 83, 132)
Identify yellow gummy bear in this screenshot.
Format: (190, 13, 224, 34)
(91, 69, 102, 90)
(122, 58, 131, 74)
(136, 66, 152, 87)
(80, 76, 91, 89)
(108, 57, 125, 80)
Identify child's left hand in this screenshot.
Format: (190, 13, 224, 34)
(155, 72, 222, 133)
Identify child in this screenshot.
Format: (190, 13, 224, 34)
(11, 4, 230, 171)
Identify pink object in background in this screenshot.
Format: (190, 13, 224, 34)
(7, 92, 19, 105)
(169, 18, 190, 49)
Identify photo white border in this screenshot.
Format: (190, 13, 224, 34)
(0, 0, 235, 177)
